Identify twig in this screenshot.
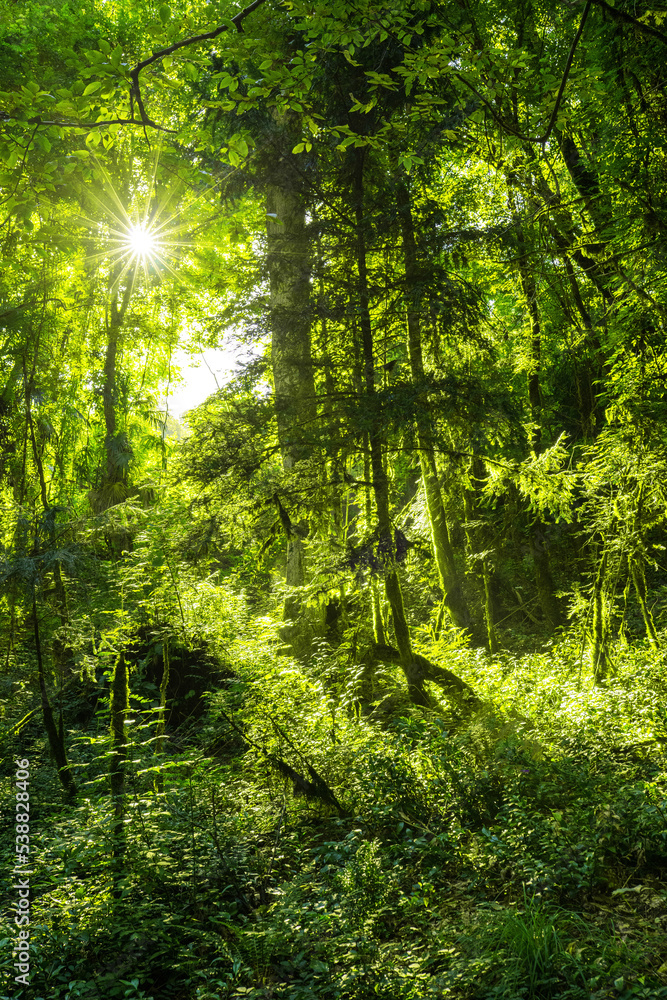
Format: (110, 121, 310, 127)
(128, 0, 269, 129)
(559, 0, 667, 47)
(453, 1, 592, 146)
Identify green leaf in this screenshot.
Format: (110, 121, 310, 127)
(83, 81, 101, 96)
(229, 134, 248, 158)
(159, 4, 171, 24)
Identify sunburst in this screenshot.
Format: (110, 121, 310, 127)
(79, 148, 210, 295)
(126, 224, 157, 259)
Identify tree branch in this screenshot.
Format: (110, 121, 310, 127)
(560, 0, 667, 47)
(541, 1, 592, 142)
(453, 1, 591, 145)
(2, 0, 271, 136)
(3, 114, 176, 134)
(129, 0, 270, 129)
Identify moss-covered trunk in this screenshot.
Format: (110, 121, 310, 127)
(630, 556, 660, 649)
(266, 175, 317, 628)
(508, 178, 564, 630)
(394, 166, 477, 640)
(110, 651, 129, 887)
(462, 461, 500, 654)
(354, 151, 478, 709)
(33, 593, 76, 801)
(101, 276, 134, 504)
(591, 550, 611, 684)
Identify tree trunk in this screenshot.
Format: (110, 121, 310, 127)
(92, 273, 135, 556)
(364, 436, 386, 646)
(101, 276, 133, 503)
(33, 594, 76, 800)
(507, 179, 565, 629)
(154, 639, 170, 792)
(510, 189, 543, 456)
(110, 651, 129, 890)
(353, 150, 422, 701)
(393, 166, 478, 639)
(463, 460, 500, 654)
(523, 150, 609, 437)
(591, 550, 611, 684)
(617, 557, 632, 647)
(266, 179, 317, 628)
(354, 150, 478, 709)
(532, 531, 564, 629)
(630, 556, 660, 649)
(23, 355, 74, 674)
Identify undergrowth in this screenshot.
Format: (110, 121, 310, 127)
(2, 627, 667, 999)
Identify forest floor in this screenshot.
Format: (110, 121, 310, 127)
(2, 626, 667, 1000)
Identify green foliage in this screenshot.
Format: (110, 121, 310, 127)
(3, 0, 667, 998)
(3, 629, 667, 998)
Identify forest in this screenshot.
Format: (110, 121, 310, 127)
(1, 0, 667, 997)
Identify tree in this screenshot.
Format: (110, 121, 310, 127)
(265, 130, 318, 626)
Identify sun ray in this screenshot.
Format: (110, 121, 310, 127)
(78, 146, 235, 301)
(79, 153, 196, 292)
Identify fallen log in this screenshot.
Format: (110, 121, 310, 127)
(373, 644, 483, 712)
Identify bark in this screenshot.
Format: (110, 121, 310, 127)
(560, 256, 600, 438)
(591, 550, 611, 684)
(630, 557, 660, 649)
(532, 531, 565, 629)
(507, 178, 565, 629)
(522, 145, 607, 439)
(463, 460, 500, 654)
(352, 151, 423, 702)
(110, 651, 129, 886)
(373, 644, 483, 711)
(553, 133, 663, 321)
(509, 188, 543, 454)
(154, 639, 170, 792)
(393, 166, 477, 638)
(555, 131, 612, 238)
(90, 272, 135, 558)
(364, 436, 387, 646)
(528, 148, 614, 420)
(24, 358, 72, 669)
(33, 594, 76, 800)
(353, 151, 479, 710)
(266, 182, 316, 470)
(617, 558, 632, 647)
(266, 176, 317, 623)
(101, 276, 134, 501)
